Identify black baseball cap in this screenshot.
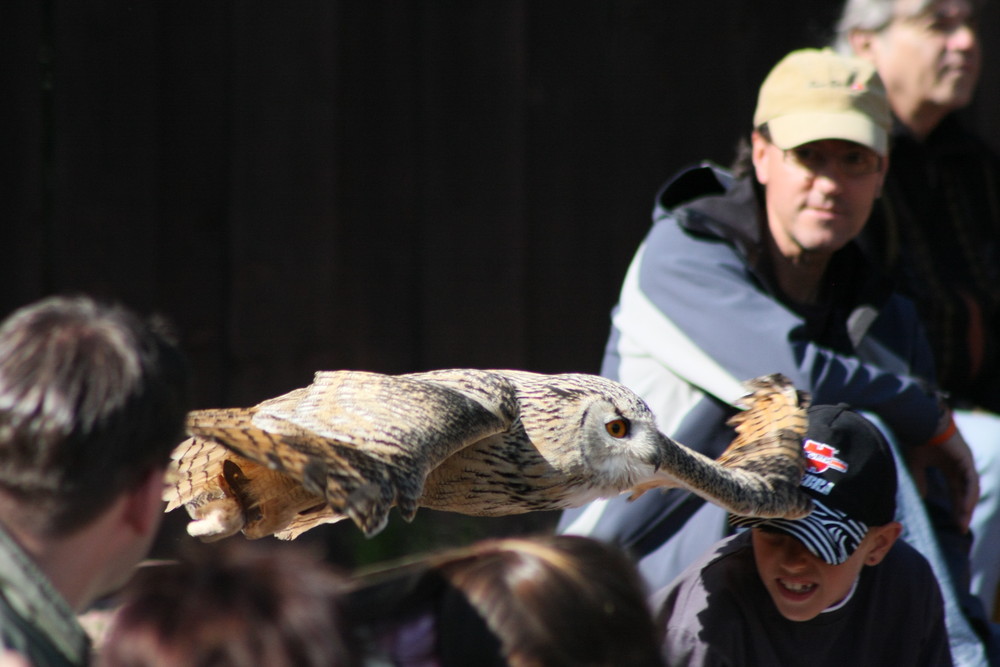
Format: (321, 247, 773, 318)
(730, 404, 898, 565)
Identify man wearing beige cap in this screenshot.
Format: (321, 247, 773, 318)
(559, 46, 981, 659)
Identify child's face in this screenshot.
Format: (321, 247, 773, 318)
(751, 523, 900, 621)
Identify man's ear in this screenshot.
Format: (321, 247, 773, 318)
(750, 131, 771, 186)
(122, 468, 168, 535)
(863, 521, 903, 566)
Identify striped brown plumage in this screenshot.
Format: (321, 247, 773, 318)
(164, 369, 813, 540)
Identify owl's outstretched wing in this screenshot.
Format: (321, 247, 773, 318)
(627, 373, 813, 519)
(165, 370, 519, 539)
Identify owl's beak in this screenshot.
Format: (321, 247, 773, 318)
(646, 432, 677, 472)
(645, 431, 689, 480)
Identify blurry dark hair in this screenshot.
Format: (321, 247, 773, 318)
(0, 295, 191, 534)
(98, 542, 360, 667)
(731, 126, 773, 207)
(730, 135, 754, 180)
(347, 534, 664, 667)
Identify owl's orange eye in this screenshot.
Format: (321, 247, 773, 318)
(605, 419, 629, 438)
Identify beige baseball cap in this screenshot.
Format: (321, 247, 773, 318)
(753, 48, 891, 156)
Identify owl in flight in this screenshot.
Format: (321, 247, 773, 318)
(164, 369, 812, 541)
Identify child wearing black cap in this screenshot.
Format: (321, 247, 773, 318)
(652, 404, 952, 666)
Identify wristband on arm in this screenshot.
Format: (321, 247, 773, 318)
(926, 412, 957, 447)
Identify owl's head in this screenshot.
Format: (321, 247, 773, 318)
(509, 372, 673, 494)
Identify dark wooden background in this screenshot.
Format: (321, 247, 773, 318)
(2, 1, 998, 566)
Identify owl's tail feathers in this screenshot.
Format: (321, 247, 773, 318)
(164, 433, 333, 542)
(164, 436, 251, 542)
(714, 373, 814, 519)
(178, 410, 403, 540)
(174, 409, 429, 539)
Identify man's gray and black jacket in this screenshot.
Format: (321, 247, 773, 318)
(558, 162, 942, 563)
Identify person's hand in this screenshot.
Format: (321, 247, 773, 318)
(906, 415, 979, 533)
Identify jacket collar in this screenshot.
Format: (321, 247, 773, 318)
(0, 524, 90, 664)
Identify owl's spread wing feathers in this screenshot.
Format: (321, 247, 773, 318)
(165, 370, 812, 541)
(721, 373, 811, 474)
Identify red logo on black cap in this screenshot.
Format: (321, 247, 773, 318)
(803, 439, 849, 474)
